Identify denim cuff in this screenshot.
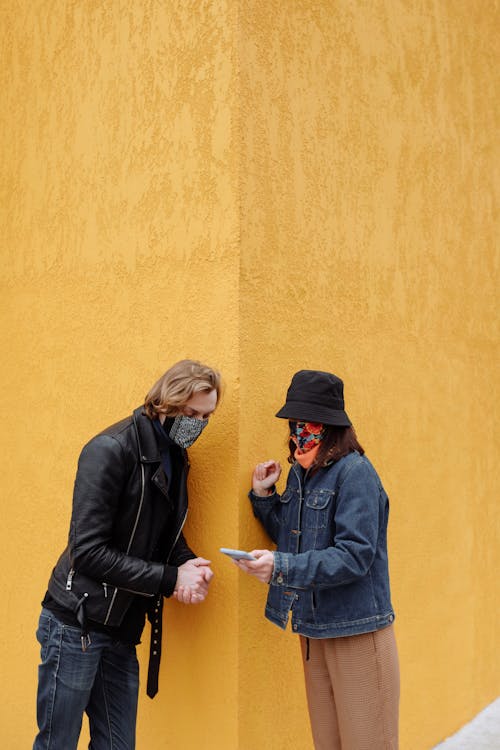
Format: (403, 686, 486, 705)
(271, 551, 288, 586)
(248, 488, 277, 503)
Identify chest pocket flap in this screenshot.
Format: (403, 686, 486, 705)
(305, 489, 335, 510)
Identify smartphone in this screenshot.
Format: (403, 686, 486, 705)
(219, 547, 256, 561)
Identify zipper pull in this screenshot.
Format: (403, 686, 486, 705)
(66, 568, 75, 591)
(103, 583, 108, 598)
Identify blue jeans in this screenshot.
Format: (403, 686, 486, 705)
(33, 608, 139, 750)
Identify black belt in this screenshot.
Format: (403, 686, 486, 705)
(146, 596, 163, 698)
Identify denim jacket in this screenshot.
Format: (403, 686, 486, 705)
(249, 451, 395, 638)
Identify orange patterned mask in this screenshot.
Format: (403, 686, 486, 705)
(291, 421, 326, 453)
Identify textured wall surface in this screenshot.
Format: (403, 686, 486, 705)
(0, 1, 498, 749)
(1, 2, 240, 749)
(238, 2, 498, 749)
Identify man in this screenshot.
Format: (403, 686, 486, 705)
(33, 359, 220, 750)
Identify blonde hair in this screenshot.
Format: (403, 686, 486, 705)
(144, 359, 221, 419)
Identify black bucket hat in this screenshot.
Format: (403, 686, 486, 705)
(275, 370, 352, 427)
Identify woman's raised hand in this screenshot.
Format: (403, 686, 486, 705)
(252, 460, 282, 496)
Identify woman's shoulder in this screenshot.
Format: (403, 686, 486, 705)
(336, 451, 381, 485)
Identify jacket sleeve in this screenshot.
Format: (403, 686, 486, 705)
(69, 434, 166, 595)
(270, 459, 383, 590)
(159, 533, 197, 597)
(248, 489, 281, 544)
(168, 531, 196, 567)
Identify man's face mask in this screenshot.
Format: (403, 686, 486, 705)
(291, 421, 326, 453)
(169, 415, 208, 448)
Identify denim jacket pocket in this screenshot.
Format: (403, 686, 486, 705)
(305, 489, 334, 510)
(303, 489, 335, 530)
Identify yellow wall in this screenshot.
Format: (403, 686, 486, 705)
(1, 1, 240, 748)
(1, 2, 498, 749)
(238, 2, 499, 748)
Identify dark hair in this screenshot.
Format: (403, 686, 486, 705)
(287, 422, 364, 474)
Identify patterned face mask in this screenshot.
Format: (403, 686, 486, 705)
(169, 415, 208, 448)
(291, 421, 326, 453)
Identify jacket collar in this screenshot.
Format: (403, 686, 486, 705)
(132, 406, 161, 463)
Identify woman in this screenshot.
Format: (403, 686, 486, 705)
(236, 370, 399, 750)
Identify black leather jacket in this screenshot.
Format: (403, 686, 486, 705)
(47, 407, 194, 628)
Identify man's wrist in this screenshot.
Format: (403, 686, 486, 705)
(161, 564, 178, 597)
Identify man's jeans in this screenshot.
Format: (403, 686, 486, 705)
(33, 608, 139, 750)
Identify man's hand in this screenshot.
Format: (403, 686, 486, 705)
(252, 461, 282, 496)
(174, 557, 214, 604)
(235, 549, 274, 583)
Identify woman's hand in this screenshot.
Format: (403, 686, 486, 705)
(235, 549, 274, 583)
(252, 461, 282, 496)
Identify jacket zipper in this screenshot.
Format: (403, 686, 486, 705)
(104, 463, 146, 624)
(101, 448, 188, 623)
(66, 567, 75, 591)
(166, 508, 188, 564)
(165, 451, 190, 562)
(103, 494, 187, 616)
(117, 586, 154, 597)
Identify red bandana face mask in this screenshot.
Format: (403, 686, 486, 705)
(291, 421, 326, 453)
